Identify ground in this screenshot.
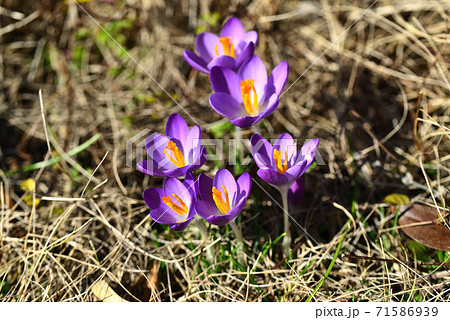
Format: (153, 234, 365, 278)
(0, 0, 449, 301)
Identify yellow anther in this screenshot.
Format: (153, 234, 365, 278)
(212, 185, 231, 214)
(240, 79, 258, 116)
(164, 141, 186, 167)
(214, 37, 235, 58)
(273, 149, 288, 174)
(162, 194, 189, 215)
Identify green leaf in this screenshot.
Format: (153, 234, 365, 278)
(406, 241, 430, 261)
(437, 250, 450, 263)
(72, 46, 84, 69)
(209, 121, 233, 138)
(5, 133, 101, 176)
(75, 27, 89, 40)
(195, 25, 206, 34)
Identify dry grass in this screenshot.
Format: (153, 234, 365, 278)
(0, 0, 449, 301)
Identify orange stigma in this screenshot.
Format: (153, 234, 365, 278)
(164, 141, 185, 167)
(273, 149, 288, 174)
(212, 185, 231, 214)
(240, 79, 258, 116)
(215, 37, 235, 58)
(162, 194, 189, 215)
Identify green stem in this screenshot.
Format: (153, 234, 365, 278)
(391, 206, 401, 236)
(253, 122, 262, 135)
(193, 219, 215, 263)
(229, 219, 246, 267)
(280, 187, 291, 257)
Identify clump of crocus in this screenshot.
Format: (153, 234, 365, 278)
(209, 56, 288, 128)
(143, 172, 198, 231)
(251, 133, 319, 256)
(183, 17, 257, 74)
(137, 113, 207, 177)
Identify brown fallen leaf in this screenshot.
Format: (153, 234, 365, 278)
(398, 203, 450, 252)
(129, 263, 160, 302)
(91, 280, 128, 302)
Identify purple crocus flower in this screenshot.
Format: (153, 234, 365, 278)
(250, 133, 319, 189)
(183, 17, 257, 74)
(209, 56, 288, 128)
(137, 113, 207, 177)
(194, 169, 251, 226)
(143, 172, 198, 231)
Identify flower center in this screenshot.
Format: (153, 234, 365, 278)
(212, 185, 231, 214)
(273, 149, 288, 174)
(164, 141, 186, 167)
(162, 194, 189, 216)
(215, 37, 235, 58)
(240, 79, 258, 116)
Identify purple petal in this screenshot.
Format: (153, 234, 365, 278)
(137, 160, 157, 176)
(207, 55, 236, 71)
(258, 92, 279, 116)
(220, 17, 245, 42)
(166, 113, 189, 146)
(194, 200, 221, 219)
(196, 32, 219, 61)
(160, 166, 189, 177)
(137, 160, 169, 176)
(238, 56, 268, 99)
(229, 94, 279, 128)
(198, 173, 214, 203)
(169, 218, 192, 231)
(253, 153, 271, 169)
(284, 161, 307, 184)
(249, 93, 279, 126)
(210, 67, 241, 101)
(212, 169, 237, 206)
(204, 197, 246, 226)
(183, 125, 202, 164)
(209, 93, 245, 119)
(235, 42, 255, 68)
(137, 160, 190, 177)
(183, 50, 209, 74)
(242, 30, 258, 46)
(186, 147, 207, 171)
(163, 177, 192, 206)
(267, 61, 289, 96)
(229, 115, 259, 128)
(184, 171, 198, 199)
(145, 133, 170, 163)
(203, 215, 233, 226)
(257, 168, 289, 186)
(143, 187, 164, 209)
(164, 198, 198, 230)
(213, 169, 238, 205)
(273, 133, 297, 167)
(251, 134, 274, 168)
(296, 138, 319, 167)
(144, 133, 186, 172)
(236, 172, 251, 205)
(149, 208, 178, 225)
